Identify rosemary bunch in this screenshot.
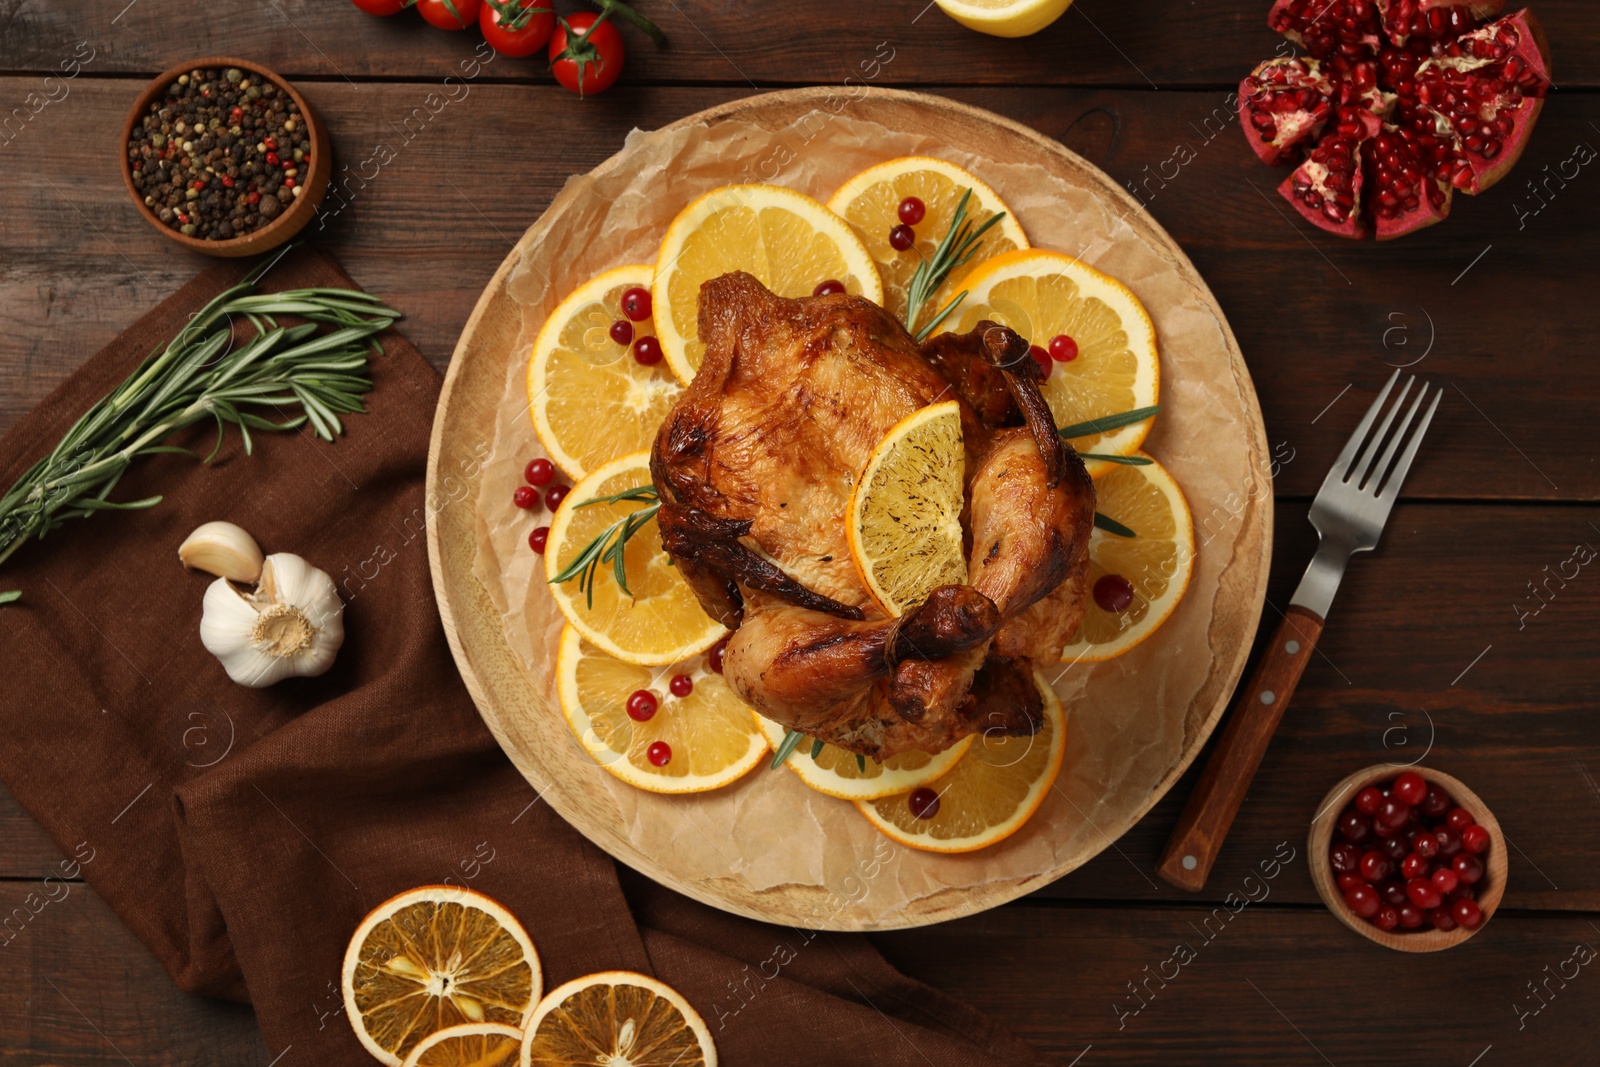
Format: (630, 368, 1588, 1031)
(903, 188, 1007, 343)
(0, 274, 398, 575)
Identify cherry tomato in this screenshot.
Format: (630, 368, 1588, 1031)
(351, 0, 409, 13)
(416, 0, 480, 30)
(481, 0, 555, 56)
(549, 13, 625, 96)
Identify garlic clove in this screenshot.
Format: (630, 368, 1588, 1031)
(198, 552, 345, 688)
(179, 521, 265, 583)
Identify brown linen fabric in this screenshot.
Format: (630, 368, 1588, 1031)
(0, 248, 1046, 1066)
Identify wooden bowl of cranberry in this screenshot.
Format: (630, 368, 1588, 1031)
(120, 57, 331, 258)
(1309, 766, 1505, 952)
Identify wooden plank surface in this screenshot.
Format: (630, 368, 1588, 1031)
(2, 80, 1596, 501)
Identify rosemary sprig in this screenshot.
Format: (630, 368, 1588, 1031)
(1094, 512, 1136, 538)
(0, 271, 397, 575)
(1079, 453, 1153, 466)
(771, 728, 806, 768)
(1058, 405, 1162, 440)
(904, 188, 1007, 342)
(547, 485, 661, 608)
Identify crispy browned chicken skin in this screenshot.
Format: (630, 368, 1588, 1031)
(650, 272, 1094, 759)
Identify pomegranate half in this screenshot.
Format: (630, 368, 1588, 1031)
(1242, 0, 1552, 239)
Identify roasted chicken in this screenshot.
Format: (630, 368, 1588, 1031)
(651, 272, 1095, 759)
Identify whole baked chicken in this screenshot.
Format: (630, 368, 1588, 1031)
(651, 272, 1095, 760)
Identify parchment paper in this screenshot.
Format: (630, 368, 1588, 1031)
(468, 109, 1260, 925)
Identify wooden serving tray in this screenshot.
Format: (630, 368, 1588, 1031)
(425, 87, 1272, 931)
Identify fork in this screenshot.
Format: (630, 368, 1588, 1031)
(1156, 369, 1442, 891)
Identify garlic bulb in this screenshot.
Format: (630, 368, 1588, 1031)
(179, 521, 265, 583)
(200, 552, 345, 687)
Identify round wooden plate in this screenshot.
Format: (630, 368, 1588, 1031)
(426, 88, 1272, 930)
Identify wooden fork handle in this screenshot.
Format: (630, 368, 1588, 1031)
(1156, 606, 1325, 891)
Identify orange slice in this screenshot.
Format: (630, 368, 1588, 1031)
(520, 971, 716, 1067)
(402, 1023, 523, 1067)
(752, 711, 973, 801)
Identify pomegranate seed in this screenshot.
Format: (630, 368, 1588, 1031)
(1460, 824, 1491, 854)
(707, 636, 728, 674)
(626, 690, 657, 721)
(609, 319, 634, 346)
(633, 336, 663, 366)
(528, 526, 549, 553)
(1344, 883, 1380, 918)
(669, 673, 694, 698)
(647, 741, 672, 767)
(1359, 849, 1392, 883)
(545, 484, 570, 510)
(1432, 867, 1459, 894)
(1048, 334, 1079, 362)
(512, 485, 539, 510)
(1393, 771, 1427, 806)
(524, 457, 555, 486)
(1446, 806, 1475, 830)
(1330, 842, 1361, 873)
(812, 279, 846, 297)
(888, 224, 915, 251)
(1093, 574, 1135, 613)
(908, 787, 940, 819)
(1406, 876, 1443, 910)
(1452, 897, 1483, 929)
(1452, 852, 1483, 885)
(620, 287, 652, 322)
(897, 196, 926, 225)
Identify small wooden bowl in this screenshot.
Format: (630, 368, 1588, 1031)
(1309, 765, 1506, 952)
(119, 56, 332, 258)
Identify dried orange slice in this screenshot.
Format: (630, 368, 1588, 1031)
(827, 156, 1027, 331)
(402, 1023, 523, 1067)
(556, 626, 766, 793)
(343, 886, 541, 1067)
(527, 265, 680, 480)
(753, 711, 972, 801)
(856, 672, 1065, 852)
(1059, 454, 1194, 662)
(520, 971, 716, 1067)
(544, 451, 724, 666)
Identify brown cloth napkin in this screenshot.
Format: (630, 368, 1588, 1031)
(0, 248, 1046, 1066)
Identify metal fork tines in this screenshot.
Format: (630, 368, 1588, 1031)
(1292, 369, 1441, 620)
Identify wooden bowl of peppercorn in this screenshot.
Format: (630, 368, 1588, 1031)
(120, 56, 331, 257)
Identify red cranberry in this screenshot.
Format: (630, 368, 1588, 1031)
(1413, 833, 1439, 859)
(1406, 877, 1442, 910)
(1447, 807, 1476, 831)
(1398, 903, 1425, 928)
(1452, 853, 1483, 885)
(1431, 867, 1459, 894)
(888, 224, 916, 251)
(620, 287, 652, 322)
(545, 484, 570, 510)
(1048, 333, 1079, 362)
(1377, 797, 1412, 831)
(669, 673, 693, 698)
(1401, 853, 1429, 880)
(1430, 907, 1457, 932)
(1380, 881, 1409, 908)
(1359, 850, 1392, 884)
(908, 787, 940, 819)
(1374, 905, 1400, 932)
(1434, 827, 1462, 856)
(1344, 883, 1380, 918)
(1329, 842, 1361, 874)
(1093, 574, 1135, 613)
(707, 636, 728, 674)
(513, 485, 539, 509)
(647, 741, 672, 767)
(897, 196, 926, 225)
(525, 457, 555, 486)
(1354, 787, 1384, 815)
(1391, 771, 1427, 806)
(633, 336, 663, 366)
(626, 690, 657, 722)
(1337, 809, 1371, 844)
(1452, 897, 1484, 929)
(609, 319, 634, 346)
(812, 279, 846, 297)
(1028, 344, 1053, 380)
(1449, 883, 1477, 902)
(1337, 872, 1364, 892)
(1420, 784, 1452, 818)
(1461, 824, 1491, 854)
(528, 526, 549, 553)
(1380, 835, 1409, 862)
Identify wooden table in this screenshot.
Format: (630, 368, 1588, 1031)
(3, 3, 1598, 1063)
